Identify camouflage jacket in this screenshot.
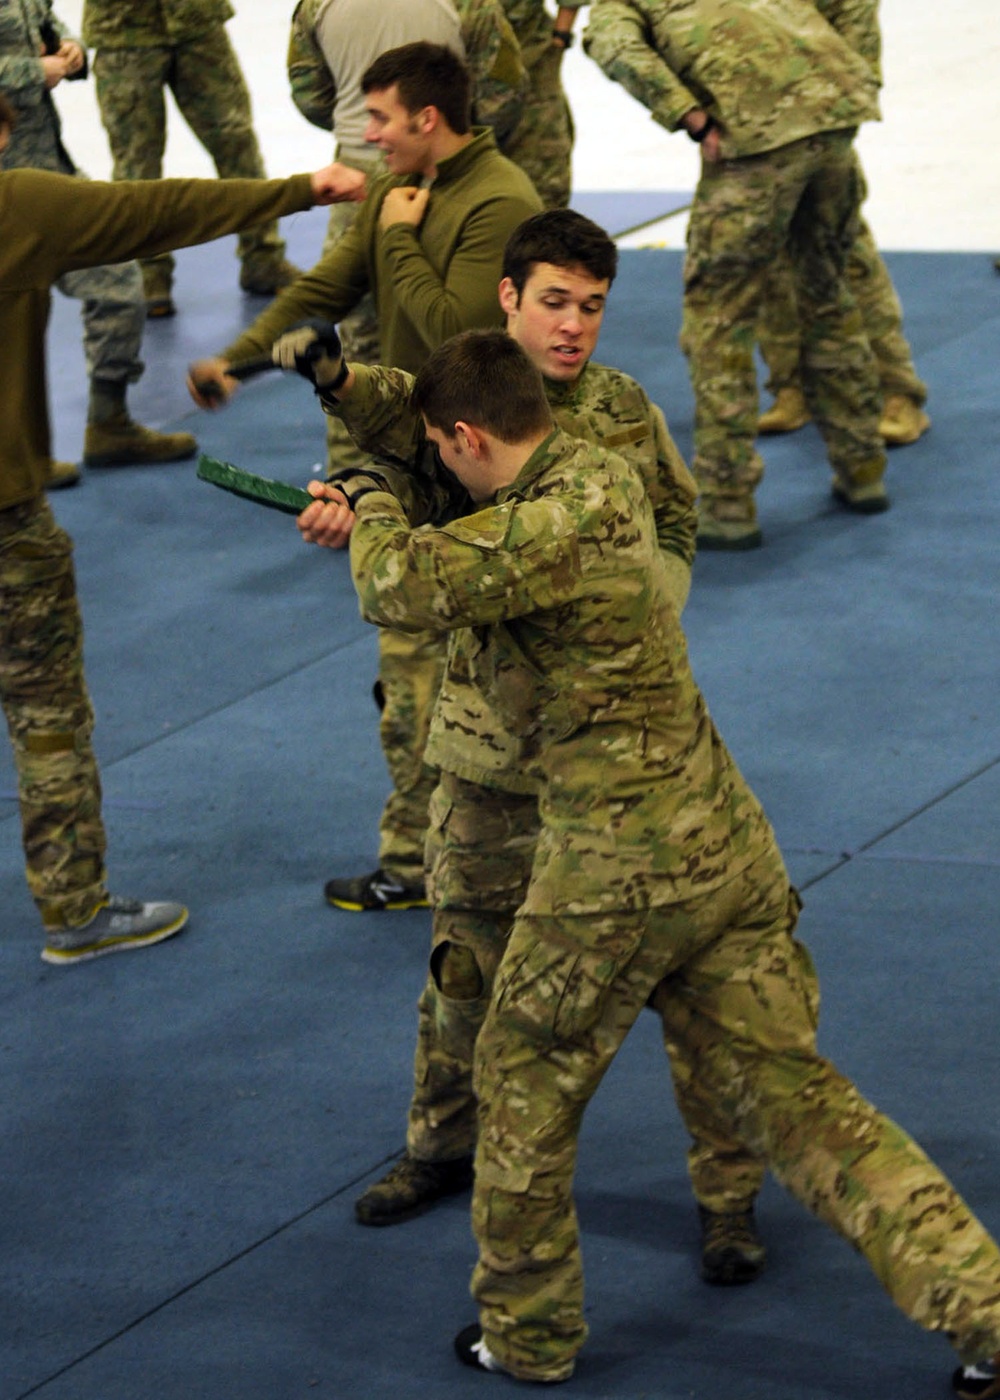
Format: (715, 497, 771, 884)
(328, 359, 697, 793)
(348, 426, 773, 913)
(583, 0, 880, 160)
(0, 0, 76, 172)
(82, 0, 234, 48)
(502, 0, 587, 67)
(287, 0, 528, 154)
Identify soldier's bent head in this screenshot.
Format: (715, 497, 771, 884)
(412, 330, 554, 444)
(503, 209, 619, 298)
(362, 42, 471, 135)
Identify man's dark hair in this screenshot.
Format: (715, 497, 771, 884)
(503, 209, 619, 297)
(362, 42, 471, 135)
(0, 93, 17, 132)
(412, 330, 554, 444)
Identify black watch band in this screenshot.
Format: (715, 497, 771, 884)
(690, 116, 716, 144)
(552, 27, 574, 48)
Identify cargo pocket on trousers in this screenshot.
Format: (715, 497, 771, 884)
(493, 922, 644, 1047)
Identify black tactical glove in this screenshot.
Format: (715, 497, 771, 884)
(271, 320, 347, 393)
(328, 467, 394, 511)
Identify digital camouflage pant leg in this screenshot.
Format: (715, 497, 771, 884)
(413, 773, 765, 1211)
(92, 30, 284, 291)
(681, 130, 885, 511)
(375, 627, 447, 887)
(321, 155, 383, 475)
(502, 41, 573, 209)
(0, 500, 107, 931)
(759, 213, 927, 406)
(471, 846, 1000, 1379)
(55, 259, 145, 390)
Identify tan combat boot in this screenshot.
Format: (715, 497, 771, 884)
(697, 494, 763, 551)
(879, 393, 931, 446)
(46, 459, 81, 490)
(831, 457, 890, 514)
(758, 387, 811, 435)
(83, 413, 197, 468)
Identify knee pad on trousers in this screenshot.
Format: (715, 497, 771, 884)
(431, 940, 485, 1001)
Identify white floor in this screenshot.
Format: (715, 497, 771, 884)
(52, 0, 999, 252)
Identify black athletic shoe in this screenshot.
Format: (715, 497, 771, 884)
(323, 867, 428, 911)
(354, 1153, 473, 1225)
(953, 1354, 1000, 1399)
(699, 1204, 767, 1285)
(454, 1325, 573, 1383)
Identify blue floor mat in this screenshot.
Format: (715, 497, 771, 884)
(1, 237, 998, 1399)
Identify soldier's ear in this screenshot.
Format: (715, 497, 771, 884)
(498, 277, 519, 316)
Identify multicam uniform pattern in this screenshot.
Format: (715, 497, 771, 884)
(332, 365, 764, 1210)
(0, 0, 145, 392)
(347, 426, 1000, 1381)
(584, 0, 888, 527)
(499, 0, 583, 207)
(759, 201, 928, 406)
(82, 0, 286, 293)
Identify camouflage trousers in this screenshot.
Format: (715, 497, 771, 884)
(55, 257, 145, 391)
(322, 153, 383, 476)
(410, 771, 766, 1216)
(502, 41, 573, 209)
(759, 209, 928, 406)
(0, 499, 107, 931)
(375, 627, 446, 887)
(92, 28, 285, 288)
(470, 843, 1000, 1381)
(681, 129, 886, 509)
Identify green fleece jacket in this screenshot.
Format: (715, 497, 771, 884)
(222, 128, 542, 375)
(0, 169, 315, 509)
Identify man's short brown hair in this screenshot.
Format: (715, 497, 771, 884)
(362, 42, 471, 135)
(412, 330, 554, 444)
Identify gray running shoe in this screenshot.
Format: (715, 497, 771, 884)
(42, 896, 188, 965)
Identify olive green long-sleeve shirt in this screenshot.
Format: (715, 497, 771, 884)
(222, 129, 542, 375)
(0, 169, 314, 509)
(348, 426, 772, 914)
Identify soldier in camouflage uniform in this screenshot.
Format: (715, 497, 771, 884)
(757, 199, 931, 446)
(0, 0, 197, 477)
(329, 327, 1000, 1387)
(82, 0, 298, 316)
(0, 89, 361, 962)
(283, 211, 767, 1285)
(585, 0, 891, 550)
(500, 0, 583, 208)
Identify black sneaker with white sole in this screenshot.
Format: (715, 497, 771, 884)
(454, 1325, 573, 1384)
